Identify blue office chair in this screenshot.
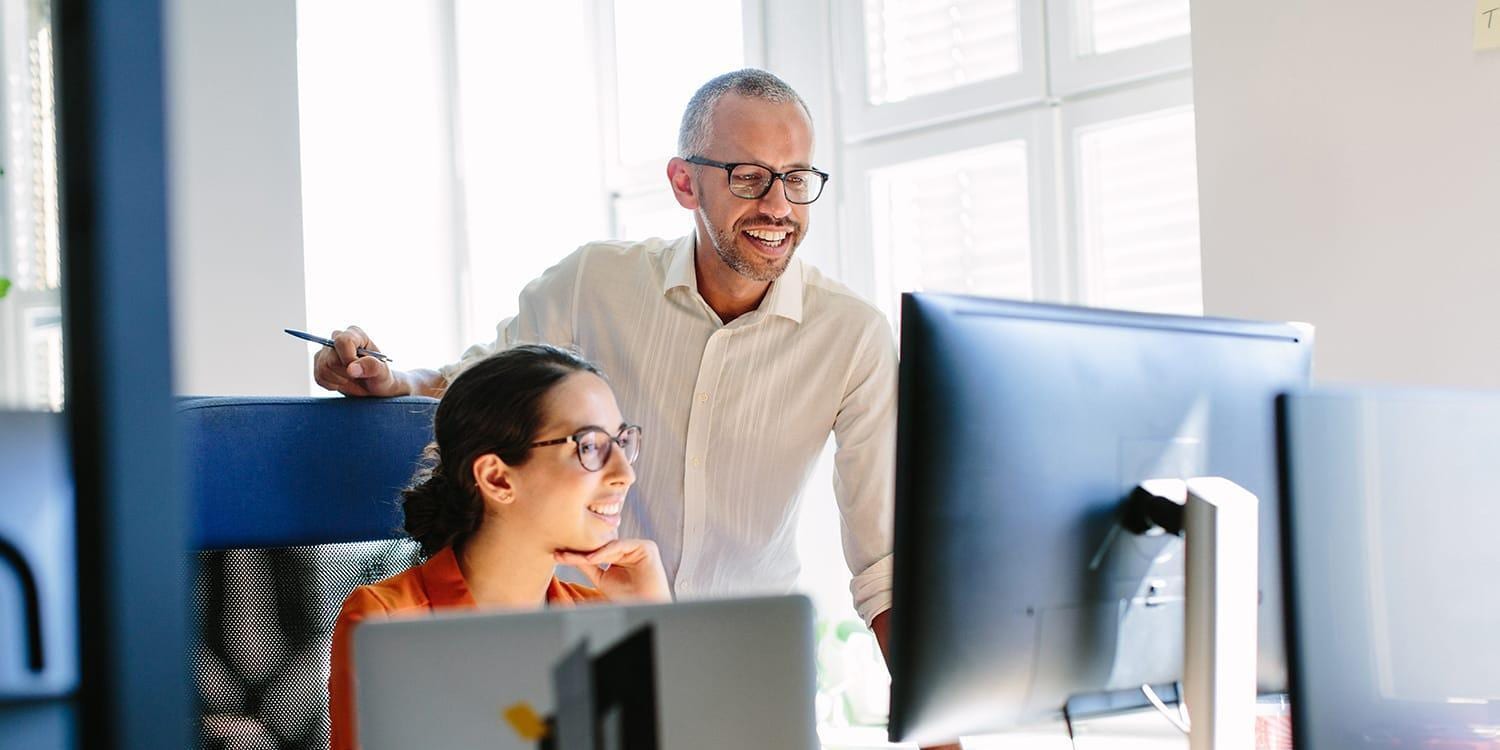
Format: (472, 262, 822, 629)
(183, 396, 438, 750)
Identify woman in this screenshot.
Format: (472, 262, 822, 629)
(328, 344, 671, 750)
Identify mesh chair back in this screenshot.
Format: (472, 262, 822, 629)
(181, 397, 437, 750)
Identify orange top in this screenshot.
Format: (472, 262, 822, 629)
(328, 546, 605, 750)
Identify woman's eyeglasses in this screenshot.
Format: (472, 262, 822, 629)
(530, 424, 642, 472)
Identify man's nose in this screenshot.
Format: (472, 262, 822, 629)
(757, 179, 793, 219)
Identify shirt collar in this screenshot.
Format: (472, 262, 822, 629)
(663, 233, 698, 293)
(662, 232, 804, 325)
(418, 546, 477, 608)
(760, 255, 804, 324)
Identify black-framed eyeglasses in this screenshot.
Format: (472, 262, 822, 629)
(684, 156, 830, 205)
(530, 424, 642, 472)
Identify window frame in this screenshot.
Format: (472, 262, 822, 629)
(817, 0, 1199, 318)
(595, 0, 768, 229)
(0, 0, 63, 410)
(840, 107, 1060, 321)
(1058, 75, 1197, 307)
(1043, 0, 1192, 97)
(832, 0, 1049, 142)
(1, 289, 64, 408)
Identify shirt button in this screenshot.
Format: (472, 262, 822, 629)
(691, 457, 702, 468)
(697, 392, 709, 402)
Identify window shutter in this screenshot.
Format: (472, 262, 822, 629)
(863, 0, 1022, 104)
(1077, 107, 1201, 314)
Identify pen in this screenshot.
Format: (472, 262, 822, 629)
(284, 328, 394, 363)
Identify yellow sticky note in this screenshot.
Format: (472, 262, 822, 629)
(1478, 0, 1500, 50)
(502, 703, 550, 741)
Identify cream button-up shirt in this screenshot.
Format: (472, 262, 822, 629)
(441, 234, 897, 624)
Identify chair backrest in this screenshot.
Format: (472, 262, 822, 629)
(182, 396, 437, 750)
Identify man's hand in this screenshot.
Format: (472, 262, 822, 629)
(554, 539, 672, 603)
(312, 326, 408, 397)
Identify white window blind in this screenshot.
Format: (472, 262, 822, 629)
(604, 0, 744, 240)
(1075, 0, 1190, 56)
(453, 0, 611, 345)
(1, 1, 62, 411)
(24, 308, 62, 411)
(862, 0, 1021, 105)
(870, 141, 1033, 316)
(611, 0, 744, 166)
(297, 0, 461, 374)
(14, 23, 60, 293)
(1077, 106, 1201, 314)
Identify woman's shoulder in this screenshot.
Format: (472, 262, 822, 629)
(339, 563, 432, 621)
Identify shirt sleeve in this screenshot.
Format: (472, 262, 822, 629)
(437, 246, 587, 384)
(328, 587, 388, 750)
(832, 315, 899, 626)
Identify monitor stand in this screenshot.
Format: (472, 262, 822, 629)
(1121, 477, 1258, 750)
(1183, 477, 1258, 750)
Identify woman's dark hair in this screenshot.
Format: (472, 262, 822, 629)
(401, 344, 604, 556)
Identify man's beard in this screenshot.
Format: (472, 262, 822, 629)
(699, 207, 802, 283)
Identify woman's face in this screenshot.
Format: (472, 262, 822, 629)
(503, 371, 636, 553)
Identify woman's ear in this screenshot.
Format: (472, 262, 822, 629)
(472, 454, 516, 506)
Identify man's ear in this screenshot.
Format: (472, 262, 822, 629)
(667, 157, 699, 210)
(472, 454, 516, 506)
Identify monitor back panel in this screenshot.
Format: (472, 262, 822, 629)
(354, 594, 817, 750)
(1281, 388, 1500, 749)
(891, 294, 1312, 742)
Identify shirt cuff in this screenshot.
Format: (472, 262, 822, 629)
(849, 553, 894, 627)
(437, 340, 500, 386)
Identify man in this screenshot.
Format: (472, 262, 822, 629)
(317, 66, 907, 705)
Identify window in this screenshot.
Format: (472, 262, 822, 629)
(297, 1, 749, 364)
(835, 0, 1199, 325)
(296, 0, 464, 377)
(868, 137, 1036, 315)
(601, 0, 755, 241)
(0, 0, 61, 411)
(1075, 0, 1190, 56)
(448, 0, 613, 344)
(1073, 96, 1202, 314)
(778, 1, 1200, 741)
(862, 0, 1022, 104)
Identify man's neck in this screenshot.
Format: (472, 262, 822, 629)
(693, 230, 771, 324)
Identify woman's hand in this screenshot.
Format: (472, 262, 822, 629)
(554, 539, 672, 603)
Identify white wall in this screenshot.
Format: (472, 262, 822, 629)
(1192, 1, 1500, 388)
(165, 0, 310, 396)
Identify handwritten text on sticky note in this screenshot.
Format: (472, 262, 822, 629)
(1478, 0, 1500, 50)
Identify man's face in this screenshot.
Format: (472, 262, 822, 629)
(677, 94, 816, 283)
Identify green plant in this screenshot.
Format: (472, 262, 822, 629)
(0, 277, 10, 299)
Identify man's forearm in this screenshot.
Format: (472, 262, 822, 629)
(399, 368, 448, 398)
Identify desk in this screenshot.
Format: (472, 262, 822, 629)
(819, 710, 1187, 750)
(819, 706, 1292, 749)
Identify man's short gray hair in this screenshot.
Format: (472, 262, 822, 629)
(677, 68, 812, 158)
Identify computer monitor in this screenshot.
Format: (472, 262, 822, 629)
(1280, 388, 1500, 750)
(354, 595, 818, 750)
(0, 411, 76, 702)
(888, 293, 1313, 745)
